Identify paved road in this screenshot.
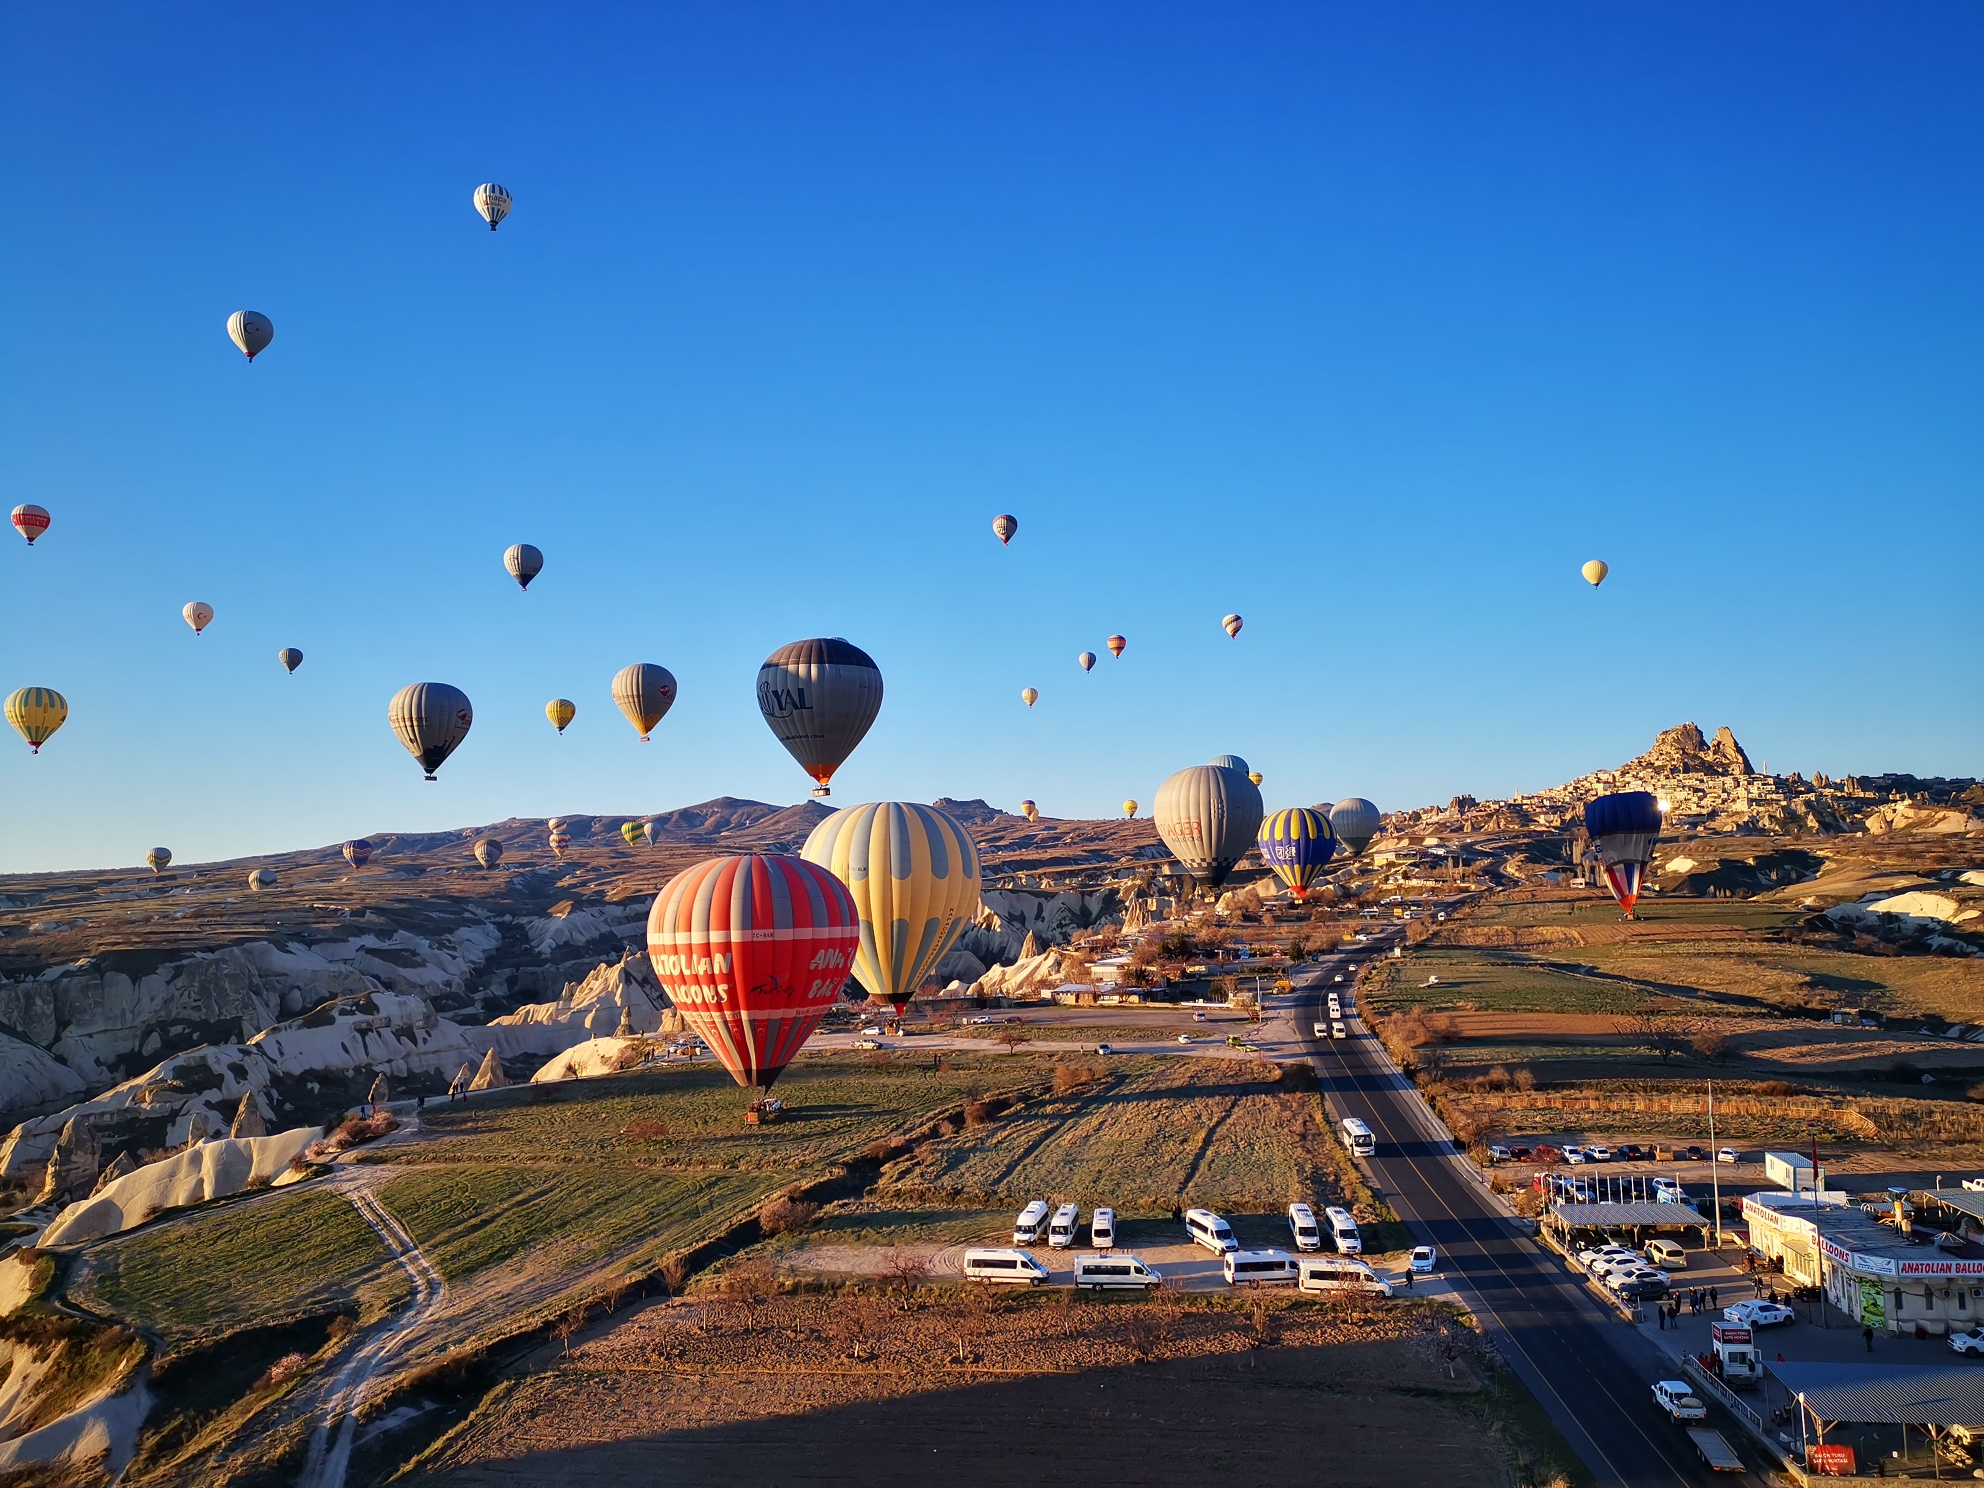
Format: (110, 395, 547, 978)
(1295, 942, 1737, 1488)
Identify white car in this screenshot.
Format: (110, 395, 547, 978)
(1176, 1034, 1193, 1044)
(859, 1025, 884, 1035)
(1606, 1267, 1667, 1293)
(1409, 1245, 1437, 1274)
(1488, 1145, 1512, 1162)
(1095, 1043, 1113, 1056)
(1564, 1146, 1588, 1164)
(1950, 1328, 1984, 1356)
(1585, 1145, 1612, 1162)
(1652, 1380, 1708, 1421)
(966, 1015, 994, 1025)
(853, 1038, 881, 1050)
(1723, 1300, 1795, 1328)
(1717, 1147, 1739, 1164)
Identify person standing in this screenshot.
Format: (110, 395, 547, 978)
(1709, 1285, 1719, 1310)
(1864, 1325, 1875, 1352)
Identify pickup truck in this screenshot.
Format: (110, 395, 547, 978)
(1686, 1428, 1744, 1472)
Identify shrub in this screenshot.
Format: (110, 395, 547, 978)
(658, 1255, 690, 1294)
(254, 1352, 310, 1391)
(758, 1194, 821, 1237)
(1052, 1063, 1101, 1095)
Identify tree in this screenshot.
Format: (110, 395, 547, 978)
(1614, 1011, 1696, 1065)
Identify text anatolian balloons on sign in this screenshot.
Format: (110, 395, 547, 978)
(388, 682, 473, 781)
(756, 638, 883, 798)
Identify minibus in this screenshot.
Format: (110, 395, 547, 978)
(1325, 1206, 1361, 1254)
(1225, 1249, 1299, 1287)
(1013, 1200, 1050, 1245)
(964, 1248, 1050, 1286)
(1184, 1207, 1239, 1254)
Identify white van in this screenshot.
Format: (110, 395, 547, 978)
(1013, 1199, 1050, 1246)
(1331, 1020, 1347, 1039)
(1288, 1202, 1323, 1251)
(1298, 1257, 1392, 1297)
(1644, 1238, 1687, 1270)
(1074, 1253, 1161, 1290)
(1325, 1206, 1361, 1254)
(964, 1248, 1050, 1286)
(1226, 1249, 1299, 1287)
(1090, 1207, 1116, 1249)
(1048, 1203, 1081, 1249)
(1185, 1207, 1239, 1254)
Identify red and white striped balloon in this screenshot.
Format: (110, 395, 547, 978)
(647, 854, 860, 1089)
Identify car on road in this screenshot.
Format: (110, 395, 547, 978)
(1950, 1328, 1984, 1356)
(853, 1038, 881, 1050)
(1716, 1147, 1739, 1163)
(1095, 1043, 1113, 1056)
(966, 1015, 994, 1025)
(1586, 1145, 1612, 1162)
(859, 1025, 883, 1035)
(1193, 1011, 1208, 1021)
(1333, 974, 1345, 983)
(1652, 1381, 1709, 1422)
(1006, 1016, 1025, 1024)
(1176, 1035, 1193, 1044)
(1331, 1020, 1347, 1038)
(1723, 1300, 1795, 1328)
(1409, 1245, 1437, 1274)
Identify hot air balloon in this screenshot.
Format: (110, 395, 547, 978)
(642, 819, 662, 848)
(1584, 791, 1663, 918)
(1153, 761, 1263, 891)
(247, 868, 277, 892)
(1209, 754, 1250, 773)
(388, 682, 472, 781)
(1019, 800, 1039, 822)
(226, 310, 274, 361)
(1328, 798, 1382, 856)
(504, 544, 543, 592)
(545, 699, 575, 733)
(473, 183, 512, 230)
(646, 853, 861, 1089)
(1123, 800, 1138, 817)
(5, 688, 66, 754)
(1222, 614, 1243, 638)
(992, 514, 1017, 545)
(145, 847, 171, 875)
(548, 825, 572, 858)
(1248, 771, 1263, 787)
(1257, 807, 1339, 902)
(612, 663, 678, 740)
(1106, 634, 1126, 658)
(621, 821, 645, 847)
(278, 648, 303, 674)
(474, 836, 503, 868)
(183, 602, 214, 636)
(757, 638, 883, 798)
(343, 839, 373, 869)
(1078, 652, 1096, 672)
(1021, 687, 1038, 708)
(802, 801, 982, 1017)
(1582, 559, 1609, 587)
(10, 505, 49, 546)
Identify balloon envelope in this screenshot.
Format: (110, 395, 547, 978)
(1584, 790, 1663, 915)
(474, 837, 503, 868)
(505, 543, 543, 591)
(1106, 634, 1126, 658)
(1078, 652, 1096, 672)
(1247, 771, 1263, 787)
(1222, 614, 1243, 638)
(10, 505, 49, 546)
(1123, 800, 1137, 817)
(145, 848, 171, 874)
(646, 854, 861, 1088)
(802, 801, 982, 1014)
(612, 663, 678, 740)
(226, 310, 274, 360)
(388, 683, 473, 780)
(548, 828, 571, 857)
(1257, 807, 1338, 901)
(1329, 798, 1382, 856)
(1021, 687, 1038, 707)
(1582, 559, 1609, 587)
(278, 648, 303, 674)
(5, 688, 67, 754)
(992, 514, 1017, 545)
(1209, 754, 1250, 773)
(1019, 800, 1039, 822)
(183, 602, 213, 635)
(343, 839, 373, 869)
(757, 638, 883, 797)
(546, 699, 576, 733)
(473, 182, 512, 230)
(622, 821, 645, 847)
(1154, 763, 1264, 890)
(247, 868, 277, 892)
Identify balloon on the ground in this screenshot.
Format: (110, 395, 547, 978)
(1328, 798, 1382, 856)
(1123, 800, 1137, 817)
(278, 648, 303, 674)
(5, 688, 66, 754)
(621, 821, 644, 847)
(545, 699, 576, 733)
(247, 868, 277, 891)
(1078, 652, 1096, 672)
(10, 506, 49, 546)
(473, 183, 512, 230)
(1222, 614, 1243, 638)
(183, 602, 213, 635)
(504, 543, 543, 592)
(474, 837, 503, 868)
(1019, 800, 1039, 822)
(1257, 807, 1339, 902)
(1154, 761, 1264, 891)
(612, 663, 678, 740)
(388, 682, 473, 781)
(801, 801, 982, 1016)
(343, 840, 373, 868)
(1021, 687, 1038, 708)
(1582, 559, 1609, 587)
(1106, 634, 1126, 658)
(145, 848, 171, 874)
(226, 311, 274, 361)
(992, 514, 1017, 545)
(757, 638, 883, 798)
(1584, 790, 1663, 917)
(646, 853, 861, 1089)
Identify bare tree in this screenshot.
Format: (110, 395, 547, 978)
(1613, 1011, 1697, 1065)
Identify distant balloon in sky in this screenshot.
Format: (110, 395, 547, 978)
(278, 648, 303, 674)
(757, 638, 883, 798)
(1154, 761, 1264, 891)
(1247, 771, 1263, 787)
(545, 699, 575, 734)
(1078, 652, 1096, 672)
(504, 544, 543, 592)
(247, 868, 277, 892)
(621, 821, 645, 847)
(642, 819, 662, 847)
(1018, 799, 1039, 822)
(183, 602, 213, 636)
(226, 310, 274, 361)
(474, 836, 503, 868)
(145, 847, 171, 875)
(343, 839, 373, 869)
(1329, 798, 1382, 856)
(6, 688, 66, 754)
(548, 825, 571, 858)
(10, 505, 49, 546)
(1209, 754, 1249, 774)
(612, 662, 678, 740)
(473, 183, 512, 231)
(1123, 800, 1138, 818)
(1256, 807, 1338, 902)
(1106, 635, 1126, 658)
(992, 514, 1017, 545)
(1584, 790, 1663, 918)
(1222, 614, 1243, 639)
(1582, 559, 1609, 587)
(1021, 687, 1038, 708)
(388, 682, 472, 781)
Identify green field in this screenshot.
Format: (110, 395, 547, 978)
(1463, 897, 1807, 932)
(1364, 948, 1657, 1014)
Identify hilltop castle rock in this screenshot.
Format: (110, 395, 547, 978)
(1625, 722, 1754, 777)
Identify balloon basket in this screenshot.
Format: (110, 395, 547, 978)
(811, 786, 830, 798)
(744, 1097, 785, 1126)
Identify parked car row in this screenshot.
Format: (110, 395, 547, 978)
(963, 1246, 1398, 1294)
(1488, 1142, 1741, 1165)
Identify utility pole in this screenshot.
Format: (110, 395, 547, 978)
(1707, 1080, 1723, 1247)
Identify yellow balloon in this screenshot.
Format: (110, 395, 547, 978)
(1123, 800, 1138, 817)
(1582, 559, 1609, 587)
(546, 698, 576, 733)
(1021, 687, 1038, 708)
(5, 687, 67, 754)
(1247, 771, 1263, 787)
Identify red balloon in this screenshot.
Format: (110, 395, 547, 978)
(647, 854, 860, 1089)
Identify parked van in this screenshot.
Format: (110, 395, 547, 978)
(1226, 1249, 1299, 1287)
(1325, 1206, 1361, 1254)
(964, 1248, 1050, 1286)
(1013, 1200, 1050, 1246)
(1298, 1257, 1392, 1297)
(1288, 1202, 1323, 1251)
(1074, 1253, 1161, 1290)
(1091, 1207, 1116, 1249)
(1185, 1207, 1239, 1254)
(1048, 1203, 1081, 1249)
(1644, 1239, 1687, 1270)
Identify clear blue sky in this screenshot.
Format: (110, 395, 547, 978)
(1, 3, 1979, 871)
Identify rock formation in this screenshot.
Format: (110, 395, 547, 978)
(34, 1118, 99, 1206)
(489, 951, 667, 1037)
(229, 1091, 268, 1140)
(468, 1047, 508, 1091)
(40, 1125, 322, 1247)
(90, 1151, 135, 1195)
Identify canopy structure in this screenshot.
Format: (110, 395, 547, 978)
(1550, 1202, 1705, 1228)
(1770, 1363, 1984, 1428)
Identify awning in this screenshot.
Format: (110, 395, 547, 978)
(1770, 1363, 1984, 1426)
(1551, 1203, 1706, 1227)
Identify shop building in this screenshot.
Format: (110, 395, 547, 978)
(1743, 1192, 1984, 1337)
